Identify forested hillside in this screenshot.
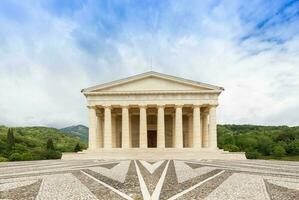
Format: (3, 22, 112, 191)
(218, 125, 299, 160)
(60, 125, 88, 141)
(0, 126, 87, 162)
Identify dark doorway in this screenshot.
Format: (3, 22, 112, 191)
(147, 131, 157, 148)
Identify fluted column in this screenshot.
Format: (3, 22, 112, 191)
(193, 105, 202, 148)
(202, 112, 209, 147)
(104, 106, 112, 148)
(122, 106, 130, 148)
(188, 114, 193, 147)
(172, 113, 176, 147)
(175, 105, 183, 148)
(96, 111, 102, 148)
(88, 106, 97, 150)
(157, 105, 165, 148)
(139, 105, 147, 148)
(208, 106, 217, 149)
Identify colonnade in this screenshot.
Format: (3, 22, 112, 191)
(88, 105, 218, 150)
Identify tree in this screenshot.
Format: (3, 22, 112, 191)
(245, 151, 261, 159)
(223, 144, 240, 152)
(286, 140, 299, 155)
(9, 153, 22, 161)
(74, 143, 82, 152)
(7, 128, 15, 152)
(46, 138, 55, 151)
(272, 145, 286, 157)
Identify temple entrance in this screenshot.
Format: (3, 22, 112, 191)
(147, 131, 157, 148)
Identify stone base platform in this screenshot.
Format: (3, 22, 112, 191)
(62, 148, 246, 160)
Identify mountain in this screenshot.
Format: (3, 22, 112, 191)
(0, 125, 87, 161)
(60, 125, 88, 141)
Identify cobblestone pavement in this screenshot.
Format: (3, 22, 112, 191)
(0, 159, 298, 200)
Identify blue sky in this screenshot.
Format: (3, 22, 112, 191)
(0, 0, 299, 128)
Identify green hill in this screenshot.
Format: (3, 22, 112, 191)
(60, 125, 88, 141)
(218, 124, 299, 160)
(0, 125, 87, 162)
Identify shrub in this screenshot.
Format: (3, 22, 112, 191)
(245, 151, 261, 159)
(0, 156, 8, 162)
(21, 152, 33, 161)
(286, 140, 299, 155)
(74, 143, 82, 152)
(223, 144, 240, 152)
(257, 136, 274, 156)
(272, 145, 286, 157)
(45, 150, 62, 159)
(31, 148, 47, 160)
(9, 153, 22, 161)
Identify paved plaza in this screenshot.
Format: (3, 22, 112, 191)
(0, 159, 298, 200)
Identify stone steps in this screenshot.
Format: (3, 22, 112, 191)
(62, 149, 246, 160)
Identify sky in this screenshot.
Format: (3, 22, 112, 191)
(0, 0, 299, 128)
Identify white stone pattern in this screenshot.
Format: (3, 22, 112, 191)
(88, 160, 130, 183)
(0, 159, 298, 200)
(36, 173, 97, 200)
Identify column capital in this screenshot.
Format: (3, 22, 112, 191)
(121, 105, 129, 109)
(139, 104, 147, 109)
(103, 104, 112, 109)
(157, 104, 165, 108)
(193, 104, 202, 108)
(175, 104, 184, 109)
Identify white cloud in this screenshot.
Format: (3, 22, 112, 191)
(0, 0, 298, 127)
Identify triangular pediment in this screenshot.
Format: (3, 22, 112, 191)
(82, 71, 223, 93)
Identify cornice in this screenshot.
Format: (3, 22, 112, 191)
(83, 90, 222, 96)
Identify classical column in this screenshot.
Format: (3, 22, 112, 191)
(139, 105, 147, 148)
(122, 106, 130, 148)
(193, 105, 202, 148)
(96, 111, 102, 148)
(157, 105, 165, 148)
(111, 114, 117, 148)
(188, 114, 193, 147)
(88, 106, 97, 150)
(104, 106, 112, 148)
(208, 106, 217, 149)
(202, 111, 209, 148)
(172, 113, 176, 147)
(175, 105, 183, 148)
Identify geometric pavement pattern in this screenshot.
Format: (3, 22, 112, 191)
(0, 159, 298, 200)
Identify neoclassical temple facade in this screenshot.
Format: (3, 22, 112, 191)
(83, 72, 223, 151)
(61, 71, 246, 159)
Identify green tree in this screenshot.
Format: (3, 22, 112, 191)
(272, 145, 286, 157)
(223, 144, 240, 152)
(45, 151, 62, 159)
(286, 140, 299, 155)
(74, 143, 81, 152)
(245, 151, 261, 159)
(9, 153, 22, 161)
(7, 128, 15, 152)
(257, 136, 273, 156)
(46, 138, 55, 151)
(21, 152, 33, 161)
(0, 156, 8, 162)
